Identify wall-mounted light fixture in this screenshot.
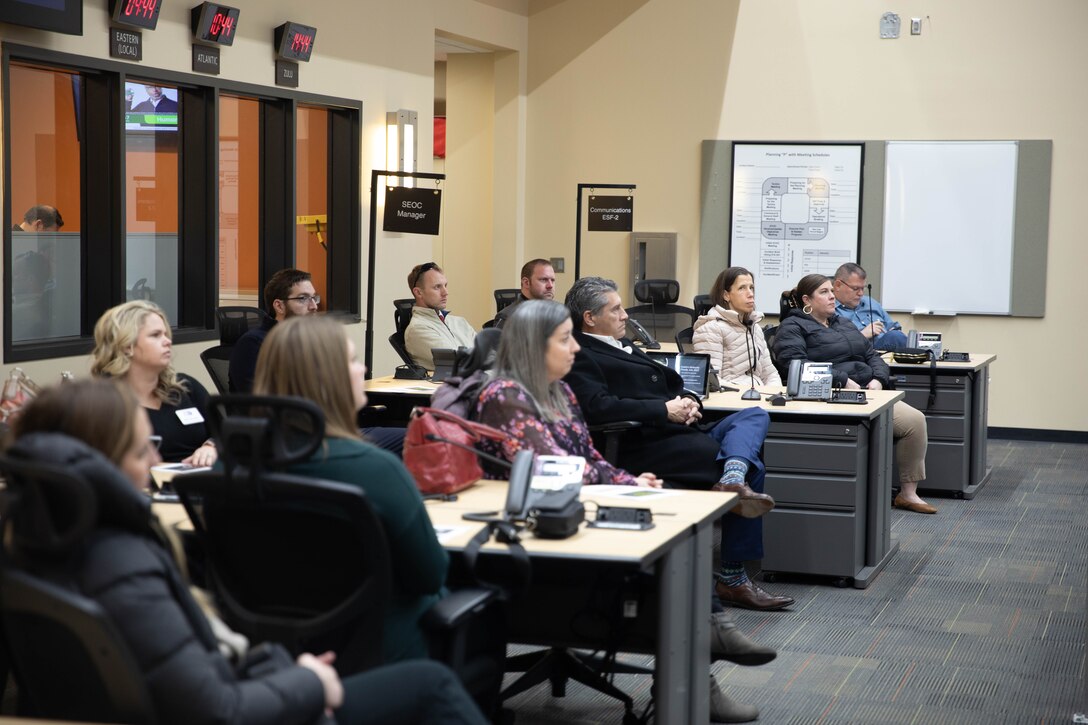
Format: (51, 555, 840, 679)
(386, 109, 418, 185)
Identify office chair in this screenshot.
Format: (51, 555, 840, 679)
(625, 279, 697, 345)
(693, 293, 713, 317)
(763, 323, 780, 367)
(675, 326, 694, 352)
(389, 299, 423, 369)
(0, 454, 157, 724)
(216, 306, 267, 346)
(199, 345, 233, 394)
(175, 395, 504, 713)
(493, 288, 520, 313)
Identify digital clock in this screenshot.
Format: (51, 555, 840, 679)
(274, 22, 317, 62)
(191, 2, 239, 46)
(110, 0, 162, 31)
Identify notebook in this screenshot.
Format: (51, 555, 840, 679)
(645, 351, 712, 399)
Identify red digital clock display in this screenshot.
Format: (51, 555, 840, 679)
(111, 0, 162, 30)
(274, 22, 317, 62)
(191, 2, 239, 46)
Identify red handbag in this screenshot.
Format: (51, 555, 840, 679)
(402, 407, 508, 495)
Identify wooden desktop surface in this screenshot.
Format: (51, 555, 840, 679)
(884, 352, 996, 372)
(364, 376, 439, 395)
(424, 479, 735, 564)
(703, 386, 902, 418)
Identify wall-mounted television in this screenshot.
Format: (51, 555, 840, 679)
(0, 0, 82, 36)
(124, 82, 178, 132)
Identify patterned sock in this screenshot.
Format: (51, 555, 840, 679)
(718, 561, 749, 588)
(719, 458, 750, 485)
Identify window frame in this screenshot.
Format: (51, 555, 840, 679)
(3, 42, 362, 362)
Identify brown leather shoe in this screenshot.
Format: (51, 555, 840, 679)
(715, 579, 794, 611)
(712, 482, 775, 518)
(893, 494, 937, 514)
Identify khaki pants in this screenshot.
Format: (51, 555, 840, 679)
(893, 400, 927, 484)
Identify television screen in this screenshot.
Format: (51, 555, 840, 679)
(124, 82, 178, 132)
(0, 0, 82, 35)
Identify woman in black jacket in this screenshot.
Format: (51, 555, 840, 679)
(772, 274, 936, 514)
(5, 379, 487, 725)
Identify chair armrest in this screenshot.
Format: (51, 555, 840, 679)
(422, 587, 496, 632)
(588, 421, 642, 464)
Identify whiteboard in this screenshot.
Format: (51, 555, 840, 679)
(881, 141, 1018, 314)
(729, 143, 862, 314)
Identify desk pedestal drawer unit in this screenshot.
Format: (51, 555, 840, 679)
(890, 354, 994, 500)
(761, 417, 896, 588)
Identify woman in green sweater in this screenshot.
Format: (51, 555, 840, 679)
(254, 315, 448, 663)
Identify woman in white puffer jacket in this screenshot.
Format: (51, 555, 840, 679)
(693, 267, 781, 388)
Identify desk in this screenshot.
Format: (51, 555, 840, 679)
(427, 480, 735, 724)
(886, 353, 995, 499)
(363, 376, 438, 425)
(702, 388, 903, 588)
(156, 483, 735, 724)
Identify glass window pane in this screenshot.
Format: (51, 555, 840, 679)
(295, 105, 328, 306)
(8, 64, 83, 343)
(124, 80, 180, 322)
(218, 95, 261, 308)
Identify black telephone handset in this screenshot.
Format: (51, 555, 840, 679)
(786, 359, 801, 398)
(626, 318, 660, 349)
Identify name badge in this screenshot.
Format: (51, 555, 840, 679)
(176, 407, 205, 425)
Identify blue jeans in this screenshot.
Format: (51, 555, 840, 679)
(705, 407, 769, 562)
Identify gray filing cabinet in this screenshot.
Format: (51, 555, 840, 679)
(760, 410, 898, 588)
(889, 354, 994, 499)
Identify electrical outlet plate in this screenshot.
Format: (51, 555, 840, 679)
(911, 17, 922, 35)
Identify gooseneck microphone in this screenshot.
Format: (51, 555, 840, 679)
(740, 318, 761, 401)
(867, 282, 877, 347)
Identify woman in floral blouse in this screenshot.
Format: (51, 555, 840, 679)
(475, 299, 661, 487)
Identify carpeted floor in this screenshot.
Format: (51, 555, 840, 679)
(501, 438, 1088, 724)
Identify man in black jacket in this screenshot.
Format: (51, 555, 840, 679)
(564, 277, 793, 612)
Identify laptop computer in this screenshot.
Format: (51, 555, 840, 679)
(645, 351, 712, 399)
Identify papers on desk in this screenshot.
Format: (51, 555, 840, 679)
(151, 463, 211, 486)
(432, 525, 474, 544)
(370, 383, 437, 394)
(586, 485, 682, 500)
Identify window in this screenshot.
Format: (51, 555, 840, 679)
(4, 46, 362, 362)
(7, 63, 82, 343)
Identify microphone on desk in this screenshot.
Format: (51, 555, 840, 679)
(740, 318, 761, 401)
(867, 283, 877, 345)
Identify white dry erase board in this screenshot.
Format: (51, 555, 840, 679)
(881, 141, 1017, 315)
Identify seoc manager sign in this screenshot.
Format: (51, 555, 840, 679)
(384, 186, 442, 235)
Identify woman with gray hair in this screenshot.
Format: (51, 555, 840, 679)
(474, 299, 661, 487)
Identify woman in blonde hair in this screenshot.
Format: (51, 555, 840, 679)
(254, 315, 448, 664)
(91, 300, 217, 467)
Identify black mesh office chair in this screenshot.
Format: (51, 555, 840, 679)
(0, 454, 157, 723)
(216, 306, 267, 346)
(200, 345, 233, 394)
(693, 293, 713, 317)
(625, 279, 697, 345)
(675, 326, 694, 352)
(175, 395, 505, 713)
(390, 298, 420, 368)
(493, 289, 520, 313)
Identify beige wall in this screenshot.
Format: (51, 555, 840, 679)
(2, 0, 1085, 431)
(523, 0, 1086, 432)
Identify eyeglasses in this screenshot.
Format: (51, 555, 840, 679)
(836, 280, 865, 294)
(411, 262, 439, 290)
(283, 294, 321, 306)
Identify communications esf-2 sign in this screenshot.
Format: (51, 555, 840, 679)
(384, 186, 442, 235)
(587, 195, 633, 232)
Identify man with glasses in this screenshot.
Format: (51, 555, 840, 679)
(832, 262, 909, 351)
(228, 268, 405, 454)
(404, 262, 476, 371)
(228, 268, 320, 394)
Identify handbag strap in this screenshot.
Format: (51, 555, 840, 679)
(413, 406, 508, 442)
(462, 520, 531, 600)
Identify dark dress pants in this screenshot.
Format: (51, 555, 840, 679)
(338, 659, 487, 725)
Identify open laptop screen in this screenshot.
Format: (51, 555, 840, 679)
(645, 352, 711, 398)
